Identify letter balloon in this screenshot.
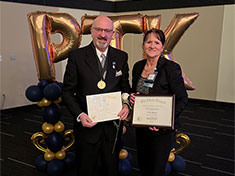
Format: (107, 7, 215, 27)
(27, 11, 82, 81)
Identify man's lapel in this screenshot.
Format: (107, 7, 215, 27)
(84, 43, 101, 79)
(106, 47, 117, 82)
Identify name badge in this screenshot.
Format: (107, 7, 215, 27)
(147, 73, 156, 81)
(143, 82, 154, 88)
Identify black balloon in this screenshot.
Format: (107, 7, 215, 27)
(25, 85, 43, 102)
(126, 152, 132, 162)
(47, 159, 64, 176)
(119, 159, 131, 176)
(38, 80, 49, 89)
(52, 81, 63, 88)
(43, 83, 62, 101)
(43, 103, 61, 124)
(64, 152, 76, 169)
(165, 162, 172, 176)
(35, 154, 48, 172)
(46, 132, 64, 152)
(171, 155, 186, 172)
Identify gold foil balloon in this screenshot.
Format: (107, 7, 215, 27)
(143, 15, 161, 32)
(27, 11, 82, 81)
(54, 121, 65, 133)
(168, 152, 175, 162)
(55, 150, 66, 160)
(119, 149, 128, 159)
(42, 97, 51, 107)
(42, 122, 54, 134)
(172, 133, 190, 154)
(143, 13, 199, 90)
(44, 151, 55, 161)
(163, 13, 199, 90)
(81, 14, 144, 50)
(164, 13, 199, 54)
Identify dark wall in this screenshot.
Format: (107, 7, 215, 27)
(0, 0, 234, 12)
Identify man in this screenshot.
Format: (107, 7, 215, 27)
(62, 16, 131, 176)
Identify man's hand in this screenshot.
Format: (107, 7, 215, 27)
(118, 104, 129, 121)
(79, 113, 97, 128)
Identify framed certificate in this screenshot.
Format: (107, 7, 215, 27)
(86, 91, 122, 123)
(132, 94, 175, 129)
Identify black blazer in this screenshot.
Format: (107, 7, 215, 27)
(131, 56, 188, 129)
(62, 42, 131, 143)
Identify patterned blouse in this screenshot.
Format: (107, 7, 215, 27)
(136, 76, 150, 95)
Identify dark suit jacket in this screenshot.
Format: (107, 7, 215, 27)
(62, 42, 130, 143)
(131, 56, 188, 129)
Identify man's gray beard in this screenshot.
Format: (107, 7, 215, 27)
(96, 41, 108, 50)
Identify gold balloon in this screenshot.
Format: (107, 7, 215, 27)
(54, 121, 65, 133)
(143, 13, 199, 90)
(81, 14, 143, 49)
(37, 100, 44, 107)
(42, 97, 51, 107)
(163, 13, 199, 90)
(31, 132, 47, 152)
(55, 150, 66, 160)
(173, 133, 190, 154)
(27, 11, 82, 81)
(143, 15, 161, 32)
(53, 97, 62, 104)
(42, 122, 54, 134)
(44, 151, 55, 161)
(168, 152, 175, 162)
(119, 149, 128, 159)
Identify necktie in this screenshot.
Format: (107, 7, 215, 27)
(100, 54, 106, 68)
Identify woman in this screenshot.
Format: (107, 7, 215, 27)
(129, 29, 188, 176)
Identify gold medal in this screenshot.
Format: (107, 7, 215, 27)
(97, 80, 106, 89)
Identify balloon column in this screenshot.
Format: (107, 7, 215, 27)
(166, 133, 190, 175)
(26, 81, 76, 175)
(26, 11, 81, 175)
(118, 126, 132, 176)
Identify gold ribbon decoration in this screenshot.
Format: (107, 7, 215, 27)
(62, 129, 75, 151)
(31, 132, 47, 152)
(27, 11, 82, 81)
(172, 133, 191, 154)
(31, 129, 75, 153)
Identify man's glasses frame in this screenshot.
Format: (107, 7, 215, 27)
(92, 27, 113, 33)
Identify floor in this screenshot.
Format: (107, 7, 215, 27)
(0, 98, 234, 176)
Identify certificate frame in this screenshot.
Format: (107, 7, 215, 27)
(86, 91, 122, 123)
(131, 94, 175, 130)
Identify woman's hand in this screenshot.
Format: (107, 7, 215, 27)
(129, 92, 139, 107)
(149, 126, 159, 131)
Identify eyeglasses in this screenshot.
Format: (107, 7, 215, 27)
(92, 27, 113, 33)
